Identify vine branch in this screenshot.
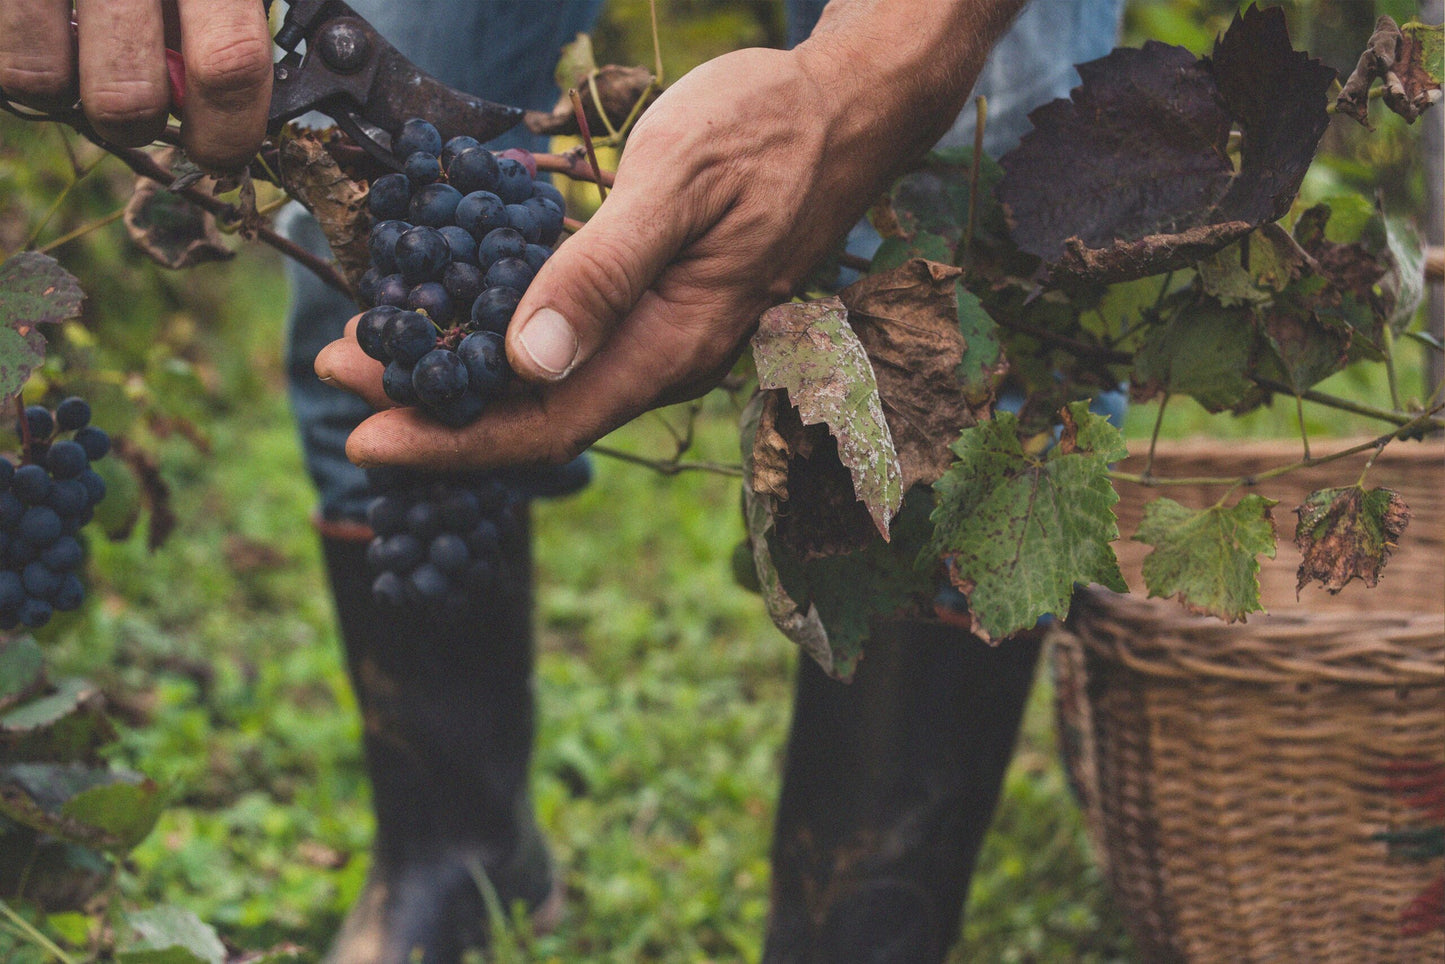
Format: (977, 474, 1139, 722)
(590, 443, 743, 478)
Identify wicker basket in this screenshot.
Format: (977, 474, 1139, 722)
(1051, 440, 1445, 963)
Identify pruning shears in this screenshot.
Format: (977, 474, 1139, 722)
(265, 0, 526, 171)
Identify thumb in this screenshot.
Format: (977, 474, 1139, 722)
(507, 186, 689, 383)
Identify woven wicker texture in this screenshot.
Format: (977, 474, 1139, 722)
(1053, 439, 1444, 963)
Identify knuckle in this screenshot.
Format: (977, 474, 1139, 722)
(563, 236, 644, 323)
(544, 430, 588, 467)
(187, 36, 271, 104)
(0, 62, 73, 103)
(86, 80, 167, 128)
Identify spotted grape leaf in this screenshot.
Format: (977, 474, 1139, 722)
(1134, 493, 1278, 622)
(0, 763, 164, 852)
(1132, 298, 1257, 411)
(1336, 16, 1442, 125)
(0, 251, 83, 398)
(1294, 485, 1411, 595)
(999, 5, 1334, 283)
(116, 906, 226, 964)
(752, 296, 902, 539)
(1197, 227, 1305, 306)
(955, 284, 1004, 400)
(925, 403, 1128, 642)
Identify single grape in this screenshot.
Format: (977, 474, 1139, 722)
(448, 148, 501, 196)
(442, 262, 485, 305)
(0, 492, 22, 528)
(503, 203, 541, 244)
(495, 157, 534, 204)
(465, 519, 501, 557)
(0, 457, 13, 489)
(441, 135, 482, 170)
(372, 570, 407, 607)
(395, 226, 452, 284)
(52, 574, 84, 611)
(412, 348, 470, 407)
(46, 440, 87, 479)
(357, 267, 383, 306)
(73, 426, 110, 462)
(485, 257, 535, 292)
(407, 563, 449, 601)
(405, 501, 443, 542)
(525, 197, 564, 245)
(55, 397, 91, 431)
(19, 506, 62, 546)
(407, 282, 455, 326)
(405, 150, 442, 186)
(428, 533, 469, 573)
(22, 561, 61, 597)
(523, 243, 552, 274)
(46, 479, 88, 517)
(12, 465, 52, 504)
(383, 361, 421, 405)
(77, 469, 105, 506)
(368, 219, 410, 274)
(477, 227, 527, 267)
(531, 180, 565, 209)
(457, 331, 512, 394)
(396, 118, 443, 157)
(496, 148, 537, 179)
(470, 286, 522, 335)
(438, 225, 478, 265)
(408, 182, 463, 228)
(17, 597, 52, 628)
(367, 495, 408, 536)
(357, 305, 402, 362)
(18, 405, 54, 443)
(385, 310, 437, 365)
(374, 273, 410, 308)
(455, 191, 508, 240)
(369, 172, 412, 221)
(40, 535, 82, 571)
(0, 570, 23, 611)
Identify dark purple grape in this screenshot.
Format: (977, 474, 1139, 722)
(366, 495, 407, 537)
(525, 196, 564, 245)
(396, 118, 443, 157)
(47, 441, 87, 479)
(0, 458, 13, 489)
(53, 573, 84, 611)
(503, 203, 540, 244)
(438, 225, 478, 265)
(448, 148, 501, 195)
(458, 331, 513, 395)
(407, 563, 449, 601)
(357, 267, 383, 306)
(21, 561, 61, 597)
(477, 227, 527, 267)
(73, 426, 110, 462)
(407, 282, 455, 326)
(437, 489, 481, 530)
(17, 597, 51, 628)
(12, 465, 51, 504)
(383, 362, 420, 405)
(531, 180, 565, 209)
(495, 157, 533, 204)
(484, 257, 535, 292)
(465, 519, 501, 557)
(395, 226, 451, 284)
(428, 533, 469, 573)
(405, 501, 442, 541)
(374, 273, 410, 308)
(368, 219, 409, 274)
(55, 397, 91, 431)
(368, 172, 412, 221)
(377, 533, 424, 572)
(372, 570, 406, 607)
(441, 135, 482, 170)
(408, 182, 463, 228)
(455, 191, 507, 240)
(357, 305, 402, 362)
(40, 536, 82, 571)
(19, 506, 61, 546)
(0, 570, 22, 611)
(0, 492, 23, 529)
(385, 311, 437, 365)
(405, 150, 442, 186)
(412, 349, 469, 407)
(77, 469, 105, 506)
(18, 405, 53, 443)
(46, 479, 88, 517)
(442, 262, 485, 304)
(523, 243, 552, 274)
(470, 286, 522, 335)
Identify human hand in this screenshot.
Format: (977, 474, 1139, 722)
(0, 0, 272, 170)
(317, 45, 910, 470)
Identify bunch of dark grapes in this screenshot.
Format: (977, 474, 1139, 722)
(364, 469, 524, 612)
(0, 398, 109, 629)
(356, 118, 566, 427)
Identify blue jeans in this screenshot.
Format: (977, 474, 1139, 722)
(287, 0, 1124, 520)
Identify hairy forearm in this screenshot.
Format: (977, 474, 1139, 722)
(798, 0, 1029, 163)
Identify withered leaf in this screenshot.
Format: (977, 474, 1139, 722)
(1336, 16, 1442, 125)
(752, 295, 902, 541)
(124, 172, 233, 271)
(277, 127, 371, 288)
(525, 34, 658, 138)
(999, 5, 1334, 283)
(841, 259, 990, 490)
(1295, 485, 1411, 595)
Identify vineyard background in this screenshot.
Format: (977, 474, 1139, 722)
(0, 0, 1437, 960)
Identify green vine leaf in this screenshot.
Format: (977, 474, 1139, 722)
(1294, 485, 1411, 595)
(116, 906, 227, 964)
(1132, 298, 1256, 411)
(926, 403, 1127, 642)
(751, 296, 902, 539)
(0, 762, 164, 853)
(0, 637, 44, 713)
(0, 251, 84, 399)
(1134, 493, 1278, 622)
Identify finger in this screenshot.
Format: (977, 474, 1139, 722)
(314, 316, 392, 410)
(75, 0, 168, 146)
(176, 0, 272, 171)
(506, 170, 696, 384)
(347, 287, 743, 469)
(0, 0, 75, 109)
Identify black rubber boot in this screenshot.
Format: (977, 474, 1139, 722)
(318, 506, 557, 964)
(761, 620, 1044, 964)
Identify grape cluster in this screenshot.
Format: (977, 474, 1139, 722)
(364, 469, 524, 612)
(356, 118, 565, 427)
(0, 398, 109, 629)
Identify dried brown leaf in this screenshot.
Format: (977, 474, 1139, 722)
(1336, 16, 1442, 125)
(1294, 485, 1412, 594)
(277, 128, 371, 287)
(123, 164, 233, 271)
(524, 65, 658, 136)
